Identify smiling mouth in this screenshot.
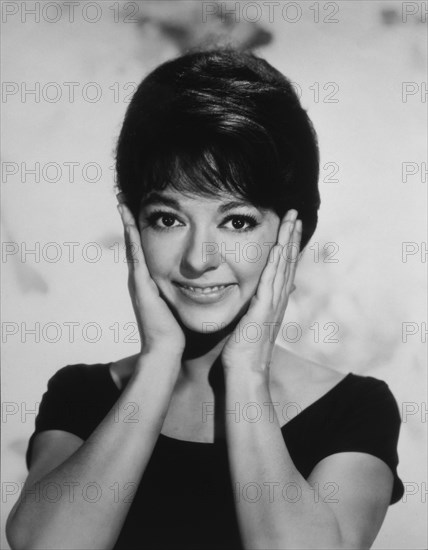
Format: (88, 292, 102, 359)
(175, 283, 234, 295)
(173, 282, 237, 304)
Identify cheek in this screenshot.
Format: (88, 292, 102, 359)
(139, 234, 170, 277)
(234, 237, 274, 290)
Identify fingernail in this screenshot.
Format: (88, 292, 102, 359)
(286, 209, 298, 222)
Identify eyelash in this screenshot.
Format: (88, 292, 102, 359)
(145, 209, 260, 233)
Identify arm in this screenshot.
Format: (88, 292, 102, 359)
(220, 213, 393, 548)
(6, 350, 182, 550)
(224, 369, 392, 549)
(7, 196, 187, 550)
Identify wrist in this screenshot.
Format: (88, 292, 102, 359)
(224, 363, 268, 386)
(135, 348, 183, 371)
(223, 355, 271, 374)
(140, 345, 184, 359)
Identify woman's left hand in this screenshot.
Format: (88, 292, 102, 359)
(221, 209, 302, 377)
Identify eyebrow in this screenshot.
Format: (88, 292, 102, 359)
(141, 192, 255, 214)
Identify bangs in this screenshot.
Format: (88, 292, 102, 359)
(137, 135, 280, 212)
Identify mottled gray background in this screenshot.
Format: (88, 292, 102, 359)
(2, 1, 427, 548)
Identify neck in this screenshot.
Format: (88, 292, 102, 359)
(177, 315, 240, 385)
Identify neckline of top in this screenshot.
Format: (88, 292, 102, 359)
(105, 362, 353, 445)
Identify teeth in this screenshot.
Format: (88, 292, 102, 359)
(181, 285, 227, 294)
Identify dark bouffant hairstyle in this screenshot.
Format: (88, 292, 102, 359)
(115, 48, 320, 250)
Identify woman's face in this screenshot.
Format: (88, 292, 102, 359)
(138, 188, 281, 333)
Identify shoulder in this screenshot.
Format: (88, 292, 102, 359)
(45, 363, 86, 389)
(25, 362, 114, 470)
(270, 344, 345, 386)
(44, 362, 114, 395)
(38, 361, 120, 427)
(269, 346, 404, 505)
(269, 345, 349, 414)
(269, 345, 403, 460)
(269, 345, 400, 420)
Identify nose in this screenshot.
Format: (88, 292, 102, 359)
(180, 228, 222, 275)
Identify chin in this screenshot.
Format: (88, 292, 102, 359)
(174, 306, 239, 334)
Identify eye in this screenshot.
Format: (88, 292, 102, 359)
(145, 210, 183, 232)
(222, 214, 260, 233)
(144, 210, 260, 233)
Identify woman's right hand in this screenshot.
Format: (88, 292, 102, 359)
(117, 195, 186, 356)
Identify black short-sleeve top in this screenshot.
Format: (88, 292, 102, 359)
(25, 363, 405, 550)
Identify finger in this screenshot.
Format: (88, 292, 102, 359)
(284, 220, 300, 282)
(254, 242, 282, 304)
(277, 209, 298, 247)
(117, 203, 150, 279)
(283, 219, 302, 298)
(117, 201, 138, 231)
(273, 210, 298, 299)
(117, 204, 137, 266)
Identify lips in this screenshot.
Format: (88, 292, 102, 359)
(174, 282, 236, 303)
(175, 283, 232, 294)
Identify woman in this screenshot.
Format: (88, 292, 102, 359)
(7, 48, 404, 550)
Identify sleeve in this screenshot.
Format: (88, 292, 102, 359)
(25, 364, 87, 471)
(322, 377, 405, 505)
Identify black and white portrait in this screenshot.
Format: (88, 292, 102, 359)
(2, 1, 426, 549)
